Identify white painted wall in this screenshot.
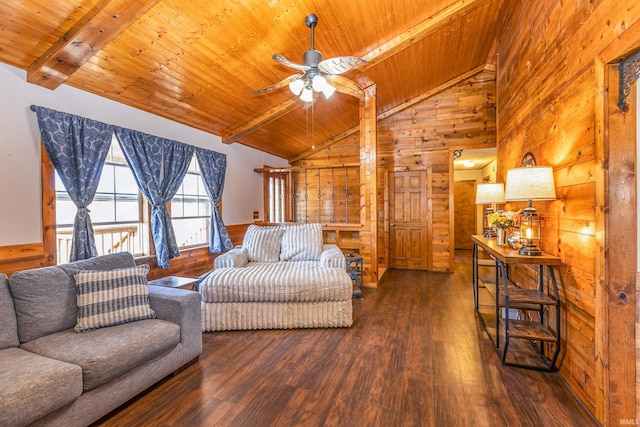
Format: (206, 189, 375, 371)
(0, 63, 288, 246)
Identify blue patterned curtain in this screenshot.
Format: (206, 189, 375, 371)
(34, 106, 113, 261)
(195, 148, 233, 253)
(113, 128, 194, 268)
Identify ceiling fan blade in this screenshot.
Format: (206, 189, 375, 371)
(318, 56, 367, 75)
(272, 54, 310, 72)
(325, 74, 364, 98)
(252, 74, 301, 94)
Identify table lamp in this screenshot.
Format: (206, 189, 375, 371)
(504, 165, 556, 255)
(475, 183, 505, 238)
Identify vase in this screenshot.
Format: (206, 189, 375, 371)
(496, 228, 507, 246)
(507, 230, 522, 250)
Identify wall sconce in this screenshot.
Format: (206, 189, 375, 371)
(504, 153, 556, 255)
(475, 183, 505, 237)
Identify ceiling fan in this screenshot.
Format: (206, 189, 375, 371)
(252, 13, 367, 102)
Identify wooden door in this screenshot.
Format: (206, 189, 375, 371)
(454, 180, 477, 250)
(389, 171, 428, 269)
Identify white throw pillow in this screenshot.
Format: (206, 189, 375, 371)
(280, 223, 324, 261)
(242, 224, 285, 262)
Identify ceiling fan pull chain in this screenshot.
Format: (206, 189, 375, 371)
(312, 100, 315, 149)
(306, 104, 309, 139)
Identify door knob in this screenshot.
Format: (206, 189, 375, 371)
(390, 223, 395, 227)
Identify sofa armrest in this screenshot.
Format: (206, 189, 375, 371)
(214, 246, 248, 269)
(148, 286, 202, 362)
(320, 244, 347, 269)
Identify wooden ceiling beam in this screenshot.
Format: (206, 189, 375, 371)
(225, 0, 491, 145)
(222, 98, 300, 144)
(27, 0, 161, 90)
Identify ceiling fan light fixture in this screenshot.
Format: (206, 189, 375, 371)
(300, 87, 313, 102)
(321, 84, 336, 99)
(289, 78, 305, 96)
(312, 74, 327, 92)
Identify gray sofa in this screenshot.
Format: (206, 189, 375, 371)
(0, 252, 202, 427)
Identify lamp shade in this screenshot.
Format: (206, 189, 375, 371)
(289, 79, 304, 96)
(475, 183, 505, 204)
(504, 166, 556, 201)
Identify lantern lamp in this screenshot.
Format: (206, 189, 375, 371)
(504, 162, 556, 256)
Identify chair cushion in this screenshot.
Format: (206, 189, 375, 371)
(242, 224, 285, 262)
(280, 223, 324, 261)
(0, 347, 82, 427)
(20, 319, 180, 391)
(74, 264, 156, 332)
(200, 260, 352, 303)
(0, 275, 19, 349)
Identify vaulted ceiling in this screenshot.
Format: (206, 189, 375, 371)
(0, 0, 502, 160)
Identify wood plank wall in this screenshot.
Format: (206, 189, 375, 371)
(292, 69, 496, 274)
(377, 69, 496, 272)
(496, 0, 640, 423)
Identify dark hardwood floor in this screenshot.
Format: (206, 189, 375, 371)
(94, 250, 597, 427)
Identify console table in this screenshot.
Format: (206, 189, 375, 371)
(472, 235, 561, 371)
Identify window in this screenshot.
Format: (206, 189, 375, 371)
(55, 137, 148, 263)
(268, 173, 287, 223)
(170, 154, 212, 248)
(263, 171, 290, 223)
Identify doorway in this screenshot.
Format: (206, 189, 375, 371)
(453, 180, 477, 249)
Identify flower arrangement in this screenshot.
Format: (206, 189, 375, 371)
(487, 210, 518, 229)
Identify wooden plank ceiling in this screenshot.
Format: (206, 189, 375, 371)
(0, 0, 502, 160)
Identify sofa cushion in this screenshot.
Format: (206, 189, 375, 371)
(0, 274, 19, 349)
(9, 252, 138, 343)
(57, 251, 136, 276)
(74, 264, 156, 332)
(0, 347, 82, 427)
(280, 223, 324, 261)
(9, 265, 76, 343)
(242, 224, 285, 262)
(20, 318, 180, 392)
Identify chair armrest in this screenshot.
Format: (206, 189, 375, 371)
(214, 246, 249, 269)
(148, 286, 202, 362)
(320, 244, 346, 269)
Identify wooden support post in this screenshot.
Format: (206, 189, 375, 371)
(360, 85, 378, 286)
(596, 60, 637, 424)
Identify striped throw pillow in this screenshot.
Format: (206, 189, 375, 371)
(74, 265, 156, 332)
(280, 223, 324, 261)
(242, 225, 285, 262)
